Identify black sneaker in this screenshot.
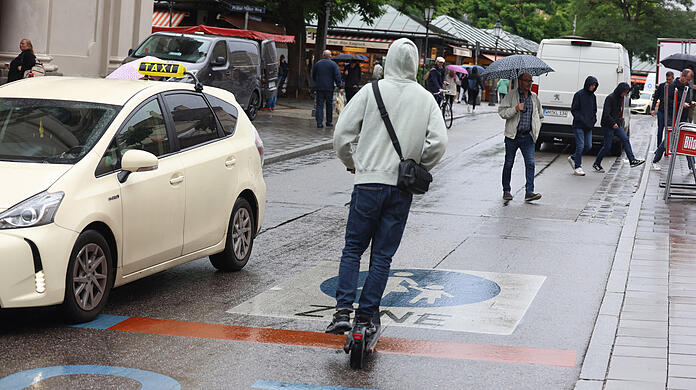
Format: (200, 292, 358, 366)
(325, 123, 333, 128)
(525, 192, 542, 202)
(593, 164, 604, 173)
(503, 191, 513, 201)
(317, 124, 324, 129)
(325, 309, 352, 334)
(630, 159, 645, 168)
(353, 315, 377, 336)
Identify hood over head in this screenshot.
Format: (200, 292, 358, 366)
(384, 38, 419, 82)
(583, 76, 599, 93)
(613, 82, 631, 96)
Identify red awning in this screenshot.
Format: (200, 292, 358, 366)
(152, 10, 187, 27)
(482, 54, 506, 62)
(152, 25, 295, 43)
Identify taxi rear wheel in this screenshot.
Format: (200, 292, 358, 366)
(62, 230, 114, 324)
(210, 198, 255, 272)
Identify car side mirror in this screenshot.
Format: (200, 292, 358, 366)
(213, 56, 226, 66)
(128, 48, 134, 56)
(118, 150, 158, 183)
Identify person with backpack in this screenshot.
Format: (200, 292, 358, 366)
(593, 82, 645, 171)
(326, 38, 447, 335)
(568, 76, 599, 176)
(6, 39, 36, 83)
(467, 67, 483, 112)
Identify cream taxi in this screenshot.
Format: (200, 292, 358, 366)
(0, 64, 266, 323)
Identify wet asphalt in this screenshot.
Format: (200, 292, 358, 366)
(0, 112, 658, 389)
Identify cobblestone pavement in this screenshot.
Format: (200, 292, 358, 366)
(577, 117, 655, 224)
(576, 123, 696, 390)
(255, 97, 497, 163)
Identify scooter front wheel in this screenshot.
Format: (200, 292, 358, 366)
(349, 336, 365, 369)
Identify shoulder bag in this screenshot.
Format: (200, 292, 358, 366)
(371, 80, 432, 195)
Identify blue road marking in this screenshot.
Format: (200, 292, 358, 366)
(320, 268, 501, 308)
(0, 365, 180, 389)
(69, 314, 130, 329)
(252, 380, 377, 390)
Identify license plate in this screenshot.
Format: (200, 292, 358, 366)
(544, 109, 568, 117)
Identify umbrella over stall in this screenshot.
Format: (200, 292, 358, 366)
(480, 54, 554, 80)
(332, 54, 368, 62)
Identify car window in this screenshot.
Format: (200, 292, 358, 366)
(0, 98, 119, 164)
(212, 41, 227, 64)
(164, 93, 219, 149)
(640, 93, 652, 100)
(206, 95, 238, 136)
(95, 99, 169, 176)
(132, 35, 212, 63)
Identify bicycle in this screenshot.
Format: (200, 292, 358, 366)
(435, 91, 455, 129)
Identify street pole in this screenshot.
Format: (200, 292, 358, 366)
(422, 7, 434, 82)
(488, 37, 499, 106)
(321, 0, 331, 53)
(244, 11, 249, 30)
(168, 0, 173, 27)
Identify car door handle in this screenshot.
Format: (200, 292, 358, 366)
(225, 157, 237, 168)
(169, 175, 184, 185)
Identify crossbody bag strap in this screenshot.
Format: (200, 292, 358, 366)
(371, 80, 404, 161)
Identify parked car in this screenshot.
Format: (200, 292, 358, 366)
(0, 74, 266, 323)
(534, 38, 631, 155)
(630, 91, 653, 115)
(124, 32, 278, 120)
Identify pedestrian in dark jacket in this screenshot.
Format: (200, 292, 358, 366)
(6, 39, 36, 83)
(345, 61, 362, 103)
(652, 69, 694, 169)
(312, 50, 343, 128)
(593, 82, 644, 171)
(467, 67, 483, 111)
(278, 54, 289, 94)
(568, 76, 599, 176)
(427, 57, 446, 104)
(650, 71, 674, 152)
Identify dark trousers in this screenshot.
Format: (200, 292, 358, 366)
(335, 184, 413, 317)
(502, 133, 536, 194)
(572, 128, 593, 168)
(346, 86, 359, 103)
(594, 126, 635, 166)
(468, 89, 479, 109)
(315, 90, 333, 126)
(657, 111, 665, 146)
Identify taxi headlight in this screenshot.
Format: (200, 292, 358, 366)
(0, 191, 64, 229)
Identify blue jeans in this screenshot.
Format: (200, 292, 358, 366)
(502, 133, 536, 194)
(315, 90, 333, 126)
(335, 184, 413, 317)
(594, 126, 635, 166)
(572, 128, 593, 168)
(653, 138, 666, 163)
(657, 111, 665, 146)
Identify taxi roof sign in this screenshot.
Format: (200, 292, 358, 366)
(138, 62, 186, 78)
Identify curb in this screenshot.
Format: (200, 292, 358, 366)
(574, 133, 655, 390)
(264, 140, 334, 165)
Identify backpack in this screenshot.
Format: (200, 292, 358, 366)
(24, 62, 46, 78)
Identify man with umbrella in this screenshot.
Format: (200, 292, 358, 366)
(499, 73, 544, 202)
(651, 68, 694, 169)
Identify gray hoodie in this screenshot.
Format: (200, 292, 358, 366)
(333, 38, 448, 186)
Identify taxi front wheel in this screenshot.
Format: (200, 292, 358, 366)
(62, 230, 114, 324)
(210, 198, 255, 272)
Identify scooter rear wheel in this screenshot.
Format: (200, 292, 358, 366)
(349, 337, 365, 369)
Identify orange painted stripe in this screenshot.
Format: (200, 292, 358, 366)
(109, 317, 576, 367)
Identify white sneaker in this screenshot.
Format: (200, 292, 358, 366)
(567, 156, 575, 171)
(652, 163, 662, 171)
(574, 167, 586, 176)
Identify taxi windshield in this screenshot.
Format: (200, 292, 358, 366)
(0, 98, 120, 164)
(133, 35, 212, 63)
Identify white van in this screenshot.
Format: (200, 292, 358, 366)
(534, 38, 631, 153)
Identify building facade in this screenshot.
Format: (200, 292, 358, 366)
(0, 0, 153, 78)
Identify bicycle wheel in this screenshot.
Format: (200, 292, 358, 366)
(443, 100, 453, 129)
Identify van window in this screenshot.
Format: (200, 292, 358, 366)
(212, 41, 227, 64)
(229, 41, 260, 67)
(96, 99, 169, 176)
(164, 93, 220, 149)
(206, 95, 238, 136)
(133, 35, 212, 63)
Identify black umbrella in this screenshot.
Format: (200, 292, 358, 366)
(481, 54, 554, 79)
(660, 53, 696, 71)
(332, 54, 368, 62)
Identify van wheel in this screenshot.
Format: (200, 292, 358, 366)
(210, 198, 255, 272)
(62, 230, 114, 324)
(246, 91, 260, 121)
